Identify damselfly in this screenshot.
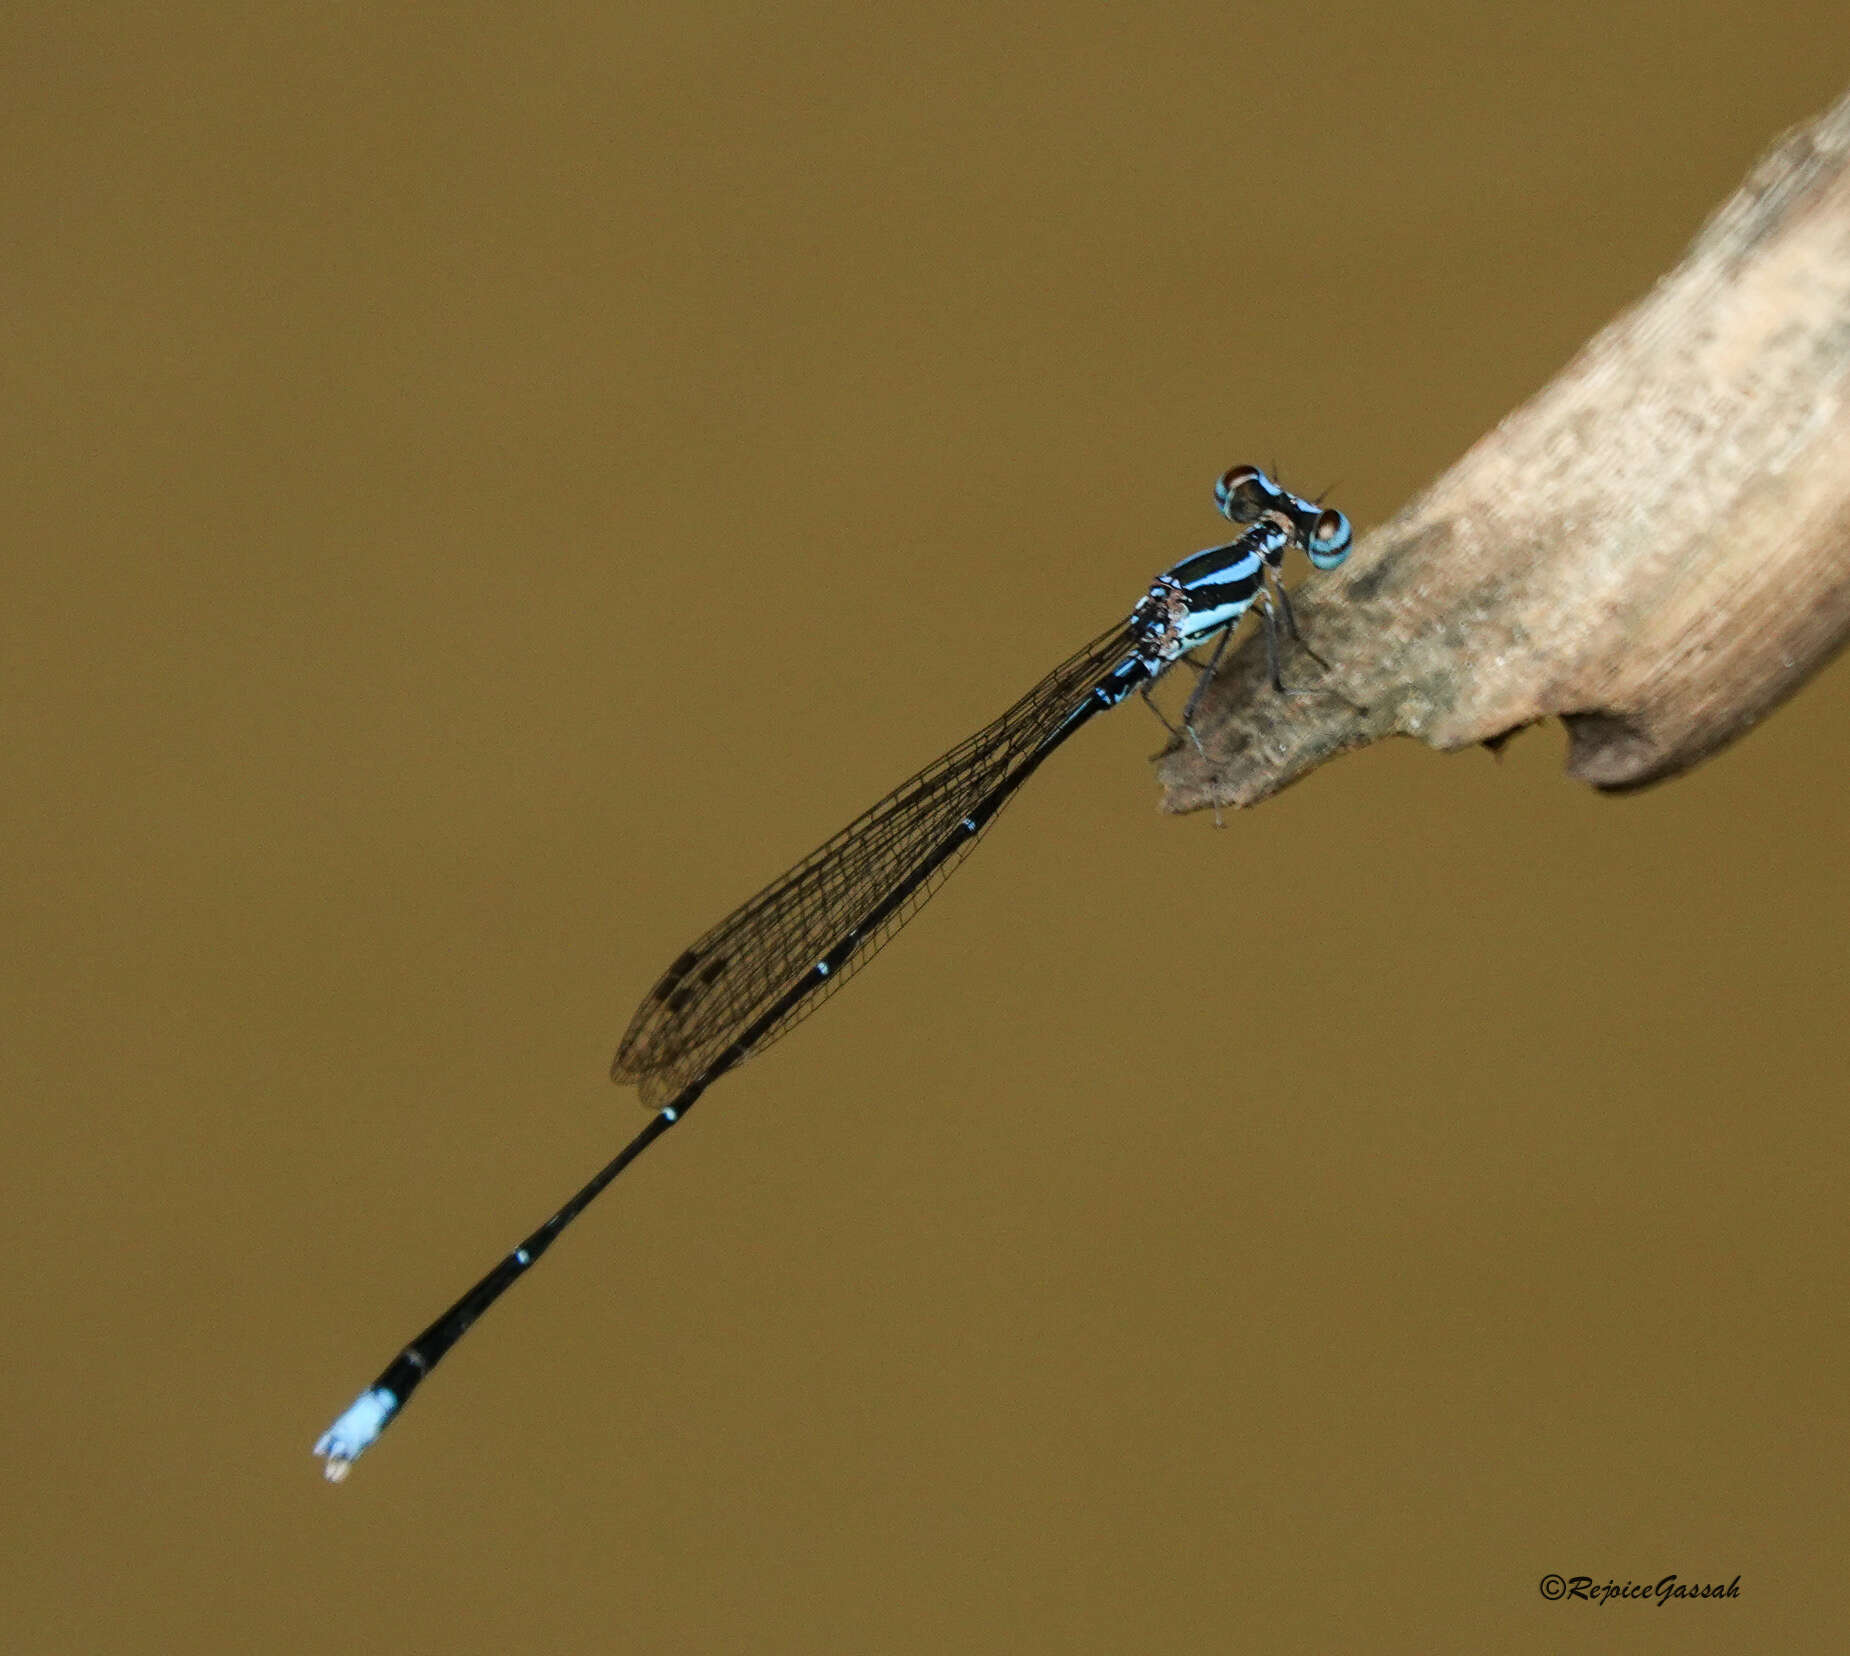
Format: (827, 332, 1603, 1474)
(314, 464, 1352, 1479)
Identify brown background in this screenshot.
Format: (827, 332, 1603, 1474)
(7, 5, 1849, 1652)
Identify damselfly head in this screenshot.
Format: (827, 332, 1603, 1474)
(1305, 506, 1352, 570)
(1214, 463, 1279, 525)
(1218, 462, 1353, 570)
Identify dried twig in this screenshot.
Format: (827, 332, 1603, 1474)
(1161, 85, 1850, 812)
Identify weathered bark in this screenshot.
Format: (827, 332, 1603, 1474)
(1159, 86, 1850, 813)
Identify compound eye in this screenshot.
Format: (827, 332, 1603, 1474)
(1215, 462, 1273, 524)
(1307, 506, 1353, 570)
